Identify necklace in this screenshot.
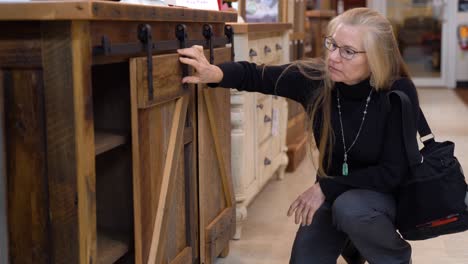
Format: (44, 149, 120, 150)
(336, 88, 373, 176)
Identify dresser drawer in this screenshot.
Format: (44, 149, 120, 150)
(271, 36, 284, 64)
(247, 39, 261, 63)
(256, 91, 269, 102)
(256, 96, 272, 144)
(260, 39, 276, 65)
(257, 140, 273, 185)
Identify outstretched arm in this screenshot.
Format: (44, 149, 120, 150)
(177, 45, 321, 108)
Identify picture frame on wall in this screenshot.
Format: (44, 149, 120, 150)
(243, 0, 279, 22)
(460, 0, 468, 12)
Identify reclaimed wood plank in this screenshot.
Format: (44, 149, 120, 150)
(41, 20, 96, 264)
(94, 131, 126, 155)
(147, 94, 189, 264)
(198, 47, 235, 264)
(4, 70, 50, 264)
(0, 70, 7, 264)
(0, 22, 42, 68)
(97, 230, 129, 264)
(0, 1, 237, 22)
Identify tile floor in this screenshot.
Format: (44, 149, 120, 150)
(216, 87, 468, 264)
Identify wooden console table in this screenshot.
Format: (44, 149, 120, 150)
(0, 1, 236, 263)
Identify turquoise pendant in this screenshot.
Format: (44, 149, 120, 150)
(342, 162, 348, 176)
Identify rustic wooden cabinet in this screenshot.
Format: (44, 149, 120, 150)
(0, 2, 236, 263)
(227, 23, 291, 239)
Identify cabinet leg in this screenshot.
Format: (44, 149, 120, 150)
(219, 244, 230, 258)
(233, 205, 247, 240)
(277, 170, 285, 180)
(277, 151, 289, 180)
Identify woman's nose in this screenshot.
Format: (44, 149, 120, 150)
(329, 48, 341, 62)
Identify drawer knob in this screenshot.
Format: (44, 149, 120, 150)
(276, 43, 283, 50)
(264, 115, 272, 123)
(256, 103, 264, 109)
(264, 45, 272, 54)
(249, 49, 258, 57)
(264, 158, 272, 166)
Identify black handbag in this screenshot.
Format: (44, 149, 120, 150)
(390, 90, 468, 240)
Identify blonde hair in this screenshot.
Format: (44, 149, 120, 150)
(291, 8, 409, 177)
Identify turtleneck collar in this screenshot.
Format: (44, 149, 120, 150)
(335, 78, 373, 100)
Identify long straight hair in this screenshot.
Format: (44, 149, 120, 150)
(293, 8, 410, 177)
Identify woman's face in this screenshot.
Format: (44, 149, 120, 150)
(327, 24, 371, 85)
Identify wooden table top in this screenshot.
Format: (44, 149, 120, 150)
(0, 0, 238, 22)
(227, 22, 292, 34)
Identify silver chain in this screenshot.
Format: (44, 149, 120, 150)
(336, 88, 373, 164)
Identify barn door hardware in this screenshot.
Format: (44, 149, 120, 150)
(137, 24, 155, 100)
(94, 27, 234, 58)
(204, 24, 235, 63)
(92, 23, 236, 99)
(203, 24, 214, 64)
(176, 24, 189, 89)
(224, 25, 234, 61)
(93, 26, 234, 57)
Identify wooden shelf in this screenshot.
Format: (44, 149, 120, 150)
(305, 9, 336, 18)
(227, 22, 292, 34)
(95, 131, 126, 156)
(97, 230, 129, 264)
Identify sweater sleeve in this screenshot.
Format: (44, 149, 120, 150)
(208, 61, 322, 108)
(319, 78, 419, 203)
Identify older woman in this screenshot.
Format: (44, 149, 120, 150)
(178, 7, 416, 264)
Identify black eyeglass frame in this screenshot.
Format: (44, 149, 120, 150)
(324, 36, 366, 60)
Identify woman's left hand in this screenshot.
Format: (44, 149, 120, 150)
(287, 183, 325, 226)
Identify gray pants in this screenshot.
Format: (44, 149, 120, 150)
(289, 189, 412, 264)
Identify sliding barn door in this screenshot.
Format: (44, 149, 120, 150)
(198, 47, 236, 264)
(130, 52, 198, 264)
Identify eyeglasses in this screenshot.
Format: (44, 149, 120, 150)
(324, 36, 366, 60)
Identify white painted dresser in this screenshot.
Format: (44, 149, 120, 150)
(228, 23, 292, 239)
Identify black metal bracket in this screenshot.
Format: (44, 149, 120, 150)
(203, 24, 214, 64)
(176, 24, 189, 89)
(94, 37, 232, 56)
(224, 25, 235, 61)
(94, 27, 234, 57)
(92, 24, 236, 97)
(138, 24, 154, 101)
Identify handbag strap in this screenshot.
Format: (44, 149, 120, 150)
(417, 107, 433, 141)
(389, 90, 426, 167)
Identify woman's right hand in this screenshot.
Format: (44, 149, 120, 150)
(177, 45, 224, 84)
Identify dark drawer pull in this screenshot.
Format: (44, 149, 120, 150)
(276, 43, 282, 50)
(264, 115, 272, 123)
(249, 48, 258, 57)
(256, 103, 264, 109)
(264, 158, 272, 166)
(264, 45, 272, 54)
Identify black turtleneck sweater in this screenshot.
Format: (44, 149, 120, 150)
(210, 61, 419, 203)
